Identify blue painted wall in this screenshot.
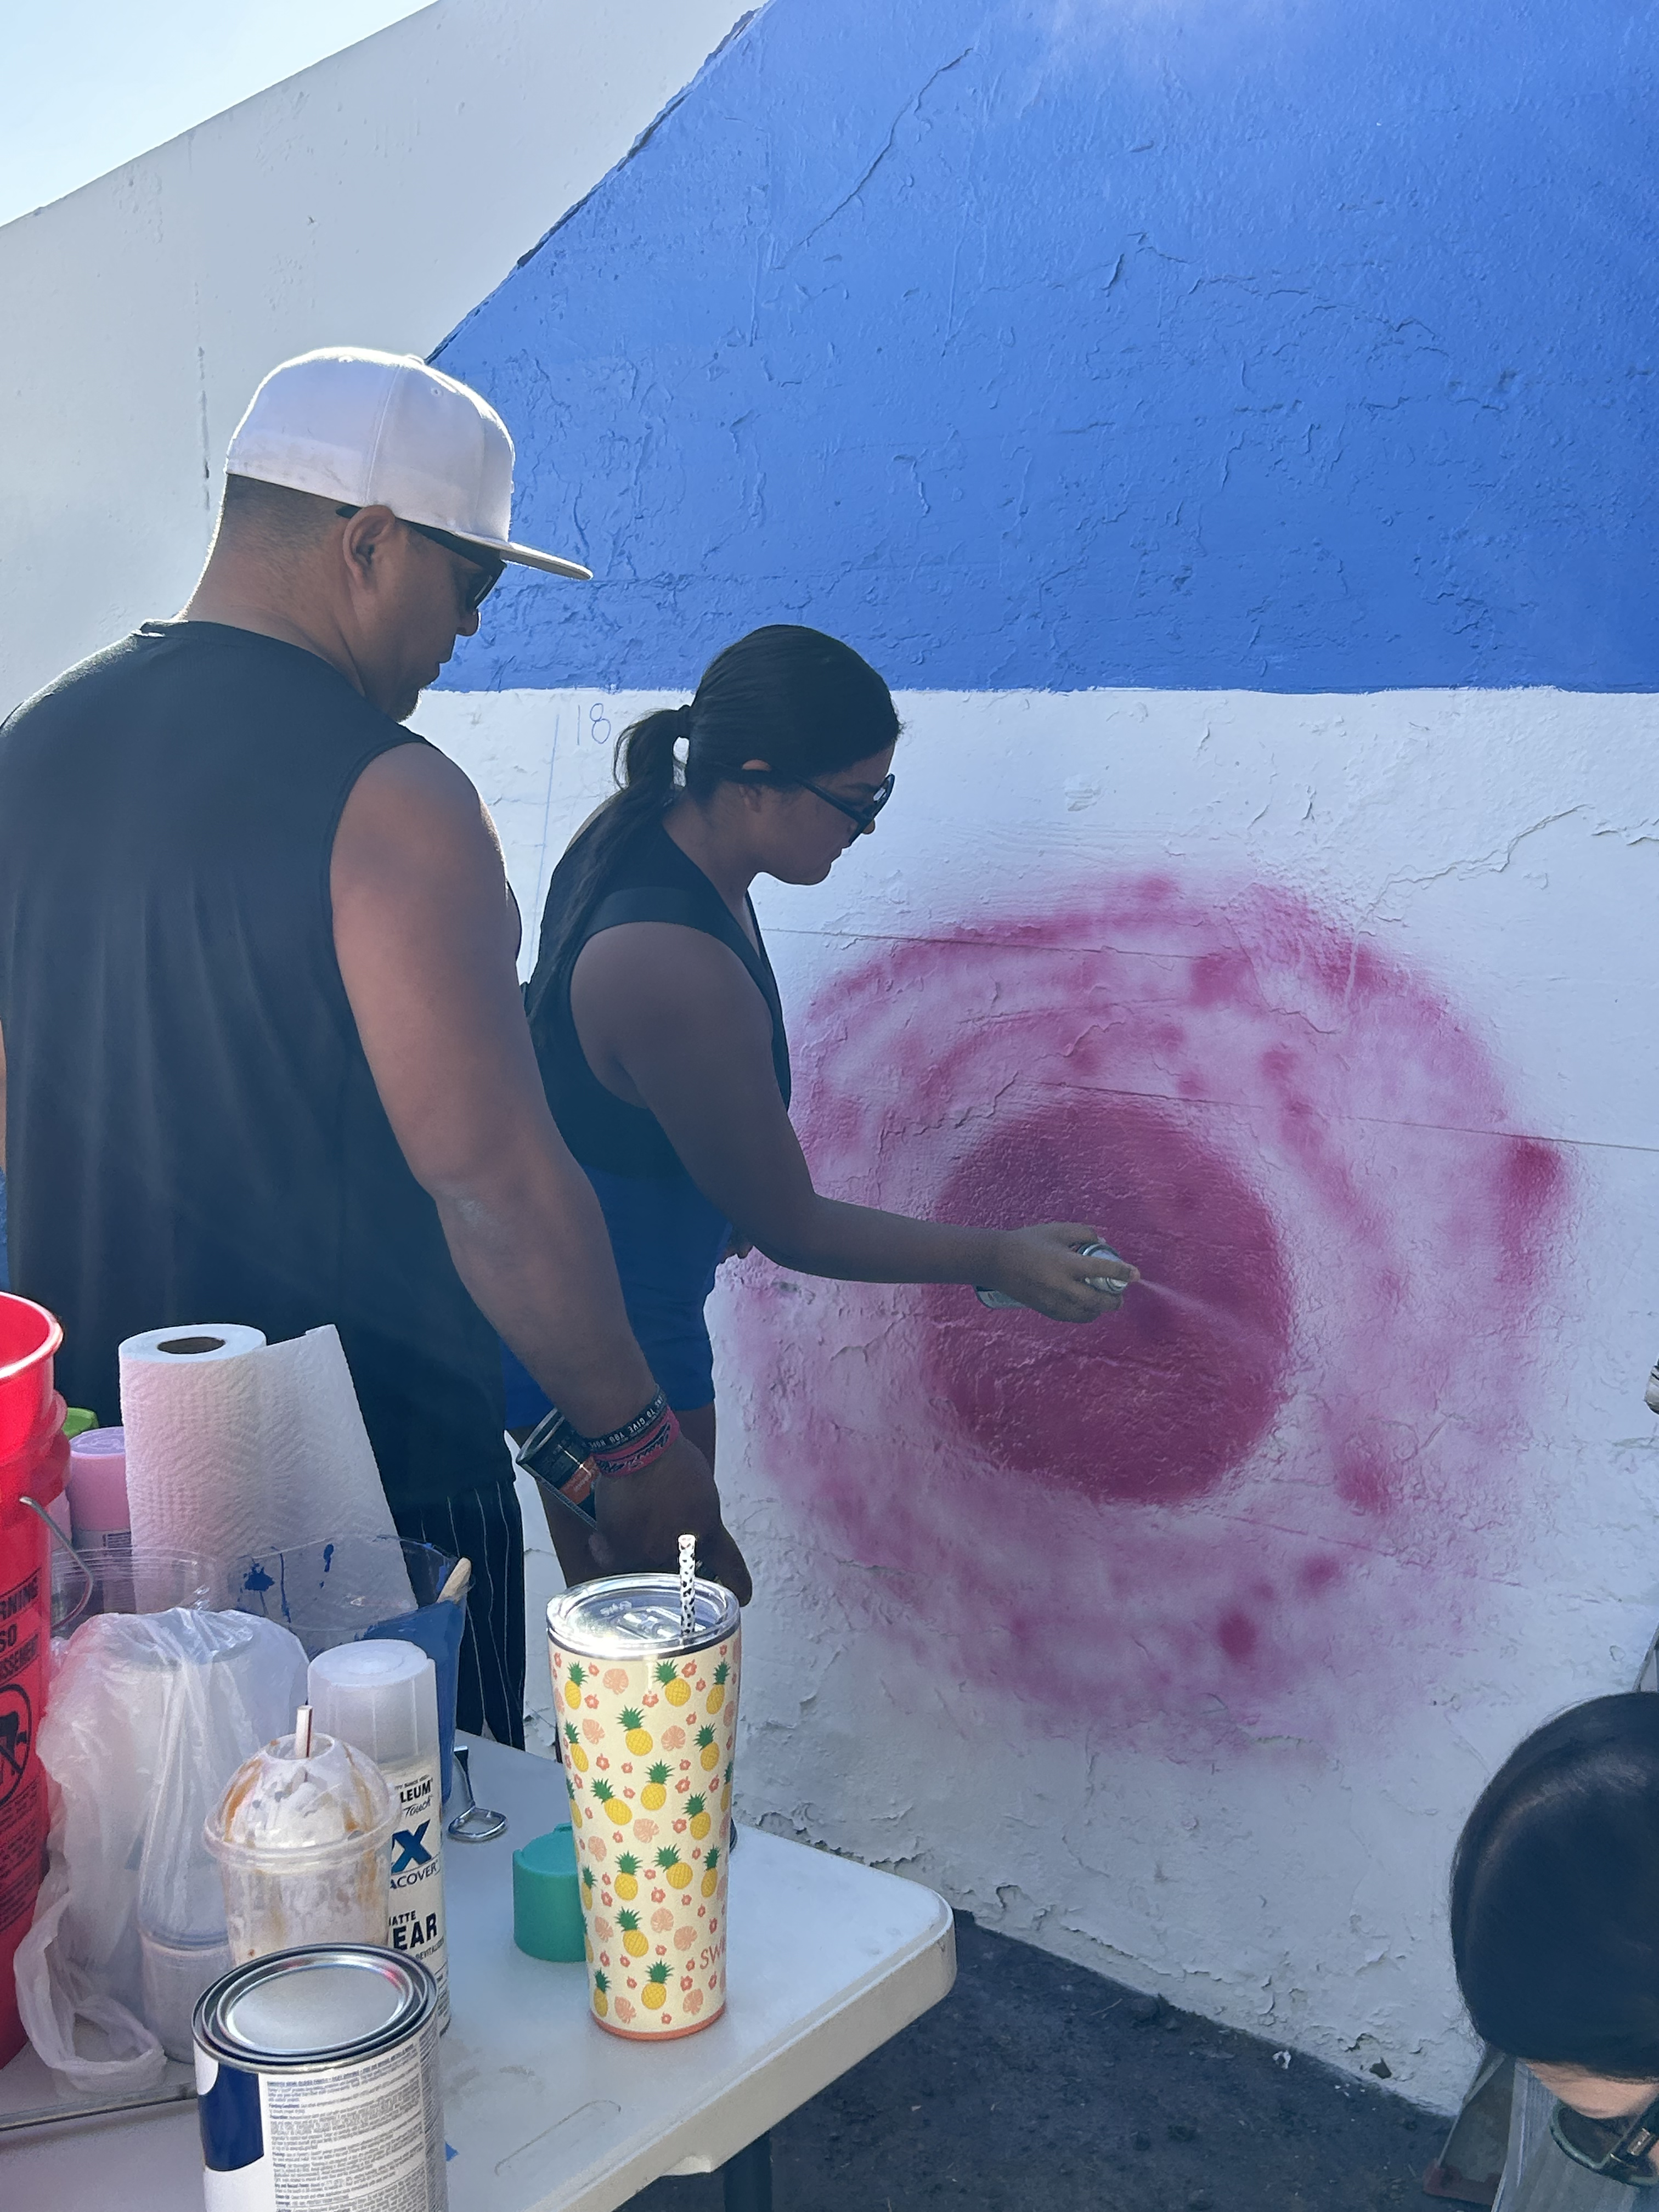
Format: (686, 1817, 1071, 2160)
(436, 0, 1658, 693)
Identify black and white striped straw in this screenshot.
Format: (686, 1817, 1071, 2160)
(678, 1532, 697, 1641)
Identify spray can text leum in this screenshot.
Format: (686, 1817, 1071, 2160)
(195, 1946, 446, 2212)
(307, 1640, 449, 2025)
(975, 1242, 1128, 1312)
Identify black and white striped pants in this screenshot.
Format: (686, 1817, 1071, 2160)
(393, 1480, 526, 1749)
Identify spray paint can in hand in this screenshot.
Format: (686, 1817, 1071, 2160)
(308, 1640, 449, 2028)
(975, 1242, 1131, 1312)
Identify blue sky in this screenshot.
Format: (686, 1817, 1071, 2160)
(1, 0, 426, 229)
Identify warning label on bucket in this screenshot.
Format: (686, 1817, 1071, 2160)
(0, 1683, 31, 1809)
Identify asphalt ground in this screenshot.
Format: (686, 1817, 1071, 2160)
(625, 1912, 1442, 2212)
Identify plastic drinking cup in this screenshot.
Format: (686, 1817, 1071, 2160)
(206, 1729, 393, 1964)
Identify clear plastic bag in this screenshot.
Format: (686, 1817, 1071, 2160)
(14, 1606, 307, 2086)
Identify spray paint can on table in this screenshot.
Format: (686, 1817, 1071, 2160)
(975, 1242, 1131, 1312)
(549, 1569, 740, 2039)
(307, 1641, 450, 2028)
(194, 1945, 445, 2212)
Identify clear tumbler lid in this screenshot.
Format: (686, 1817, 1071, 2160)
(548, 1574, 740, 1660)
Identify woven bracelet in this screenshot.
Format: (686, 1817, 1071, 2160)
(591, 1406, 681, 1480)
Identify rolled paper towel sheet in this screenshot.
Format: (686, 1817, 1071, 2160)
(119, 1324, 407, 1607)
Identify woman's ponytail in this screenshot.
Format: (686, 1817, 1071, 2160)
(613, 707, 683, 816)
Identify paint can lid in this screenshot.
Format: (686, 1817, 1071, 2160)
(195, 1945, 434, 2066)
(548, 1573, 740, 1660)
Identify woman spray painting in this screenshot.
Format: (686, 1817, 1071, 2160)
(509, 625, 1132, 1530)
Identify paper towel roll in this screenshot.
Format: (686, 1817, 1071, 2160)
(119, 1324, 406, 1606)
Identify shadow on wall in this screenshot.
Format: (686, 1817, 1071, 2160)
(726, 871, 1569, 1757)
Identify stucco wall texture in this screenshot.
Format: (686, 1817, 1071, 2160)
(424, 678, 1659, 2113)
(433, 0, 1659, 694)
(417, 0, 1659, 2111)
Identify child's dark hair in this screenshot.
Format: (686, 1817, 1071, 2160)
(1451, 1692, 1659, 2074)
(532, 624, 897, 985)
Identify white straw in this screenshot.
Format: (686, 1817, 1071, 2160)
(678, 1533, 697, 1640)
(294, 1703, 313, 1758)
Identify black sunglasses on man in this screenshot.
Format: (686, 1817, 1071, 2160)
(336, 504, 506, 613)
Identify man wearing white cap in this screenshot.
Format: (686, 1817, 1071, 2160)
(0, 348, 751, 1743)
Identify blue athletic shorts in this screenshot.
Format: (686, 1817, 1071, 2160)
(501, 1163, 732, 1426)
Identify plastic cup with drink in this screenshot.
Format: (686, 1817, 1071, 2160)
(205, 1705, 394, 1963)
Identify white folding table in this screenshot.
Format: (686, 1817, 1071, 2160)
(0, 1735, 956, 2211)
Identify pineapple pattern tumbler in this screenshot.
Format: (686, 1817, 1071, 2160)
(548, 1574, 741, 2039)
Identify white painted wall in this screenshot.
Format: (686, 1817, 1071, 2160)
(424, 682, 1659, 2111)
(0, 0, 748, 718)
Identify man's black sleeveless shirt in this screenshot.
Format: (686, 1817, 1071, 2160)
(0, 623, 505, 1508)
(525, 817, 791, 1177)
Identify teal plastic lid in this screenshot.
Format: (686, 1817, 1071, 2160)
(512, 1825, 585, 1963)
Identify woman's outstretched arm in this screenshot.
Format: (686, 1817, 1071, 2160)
(571, 921, 1132, 1323)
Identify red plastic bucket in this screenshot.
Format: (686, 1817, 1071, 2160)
(0, 1294, 68, 2067)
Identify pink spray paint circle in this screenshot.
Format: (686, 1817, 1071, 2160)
(926, 1096, 1293, 1508)
(721, 873, 1569, 1750)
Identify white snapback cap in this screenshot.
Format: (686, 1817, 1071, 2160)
(224, 346, 591, 581)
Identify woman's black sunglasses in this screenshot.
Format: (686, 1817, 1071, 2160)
(336, 505, 506, 613)
(798, 772, 896, 833)
(1551, 2092, 1659, 2186)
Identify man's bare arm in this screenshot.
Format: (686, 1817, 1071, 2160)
(331, 743, 751, 1596)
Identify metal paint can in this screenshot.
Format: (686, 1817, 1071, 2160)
(193, 1944, 446, 2211)
(975, 1241, 1130, 1312)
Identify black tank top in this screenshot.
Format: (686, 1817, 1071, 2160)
(0, 622, 506, 1508)
(526, 818, 791, 1178)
